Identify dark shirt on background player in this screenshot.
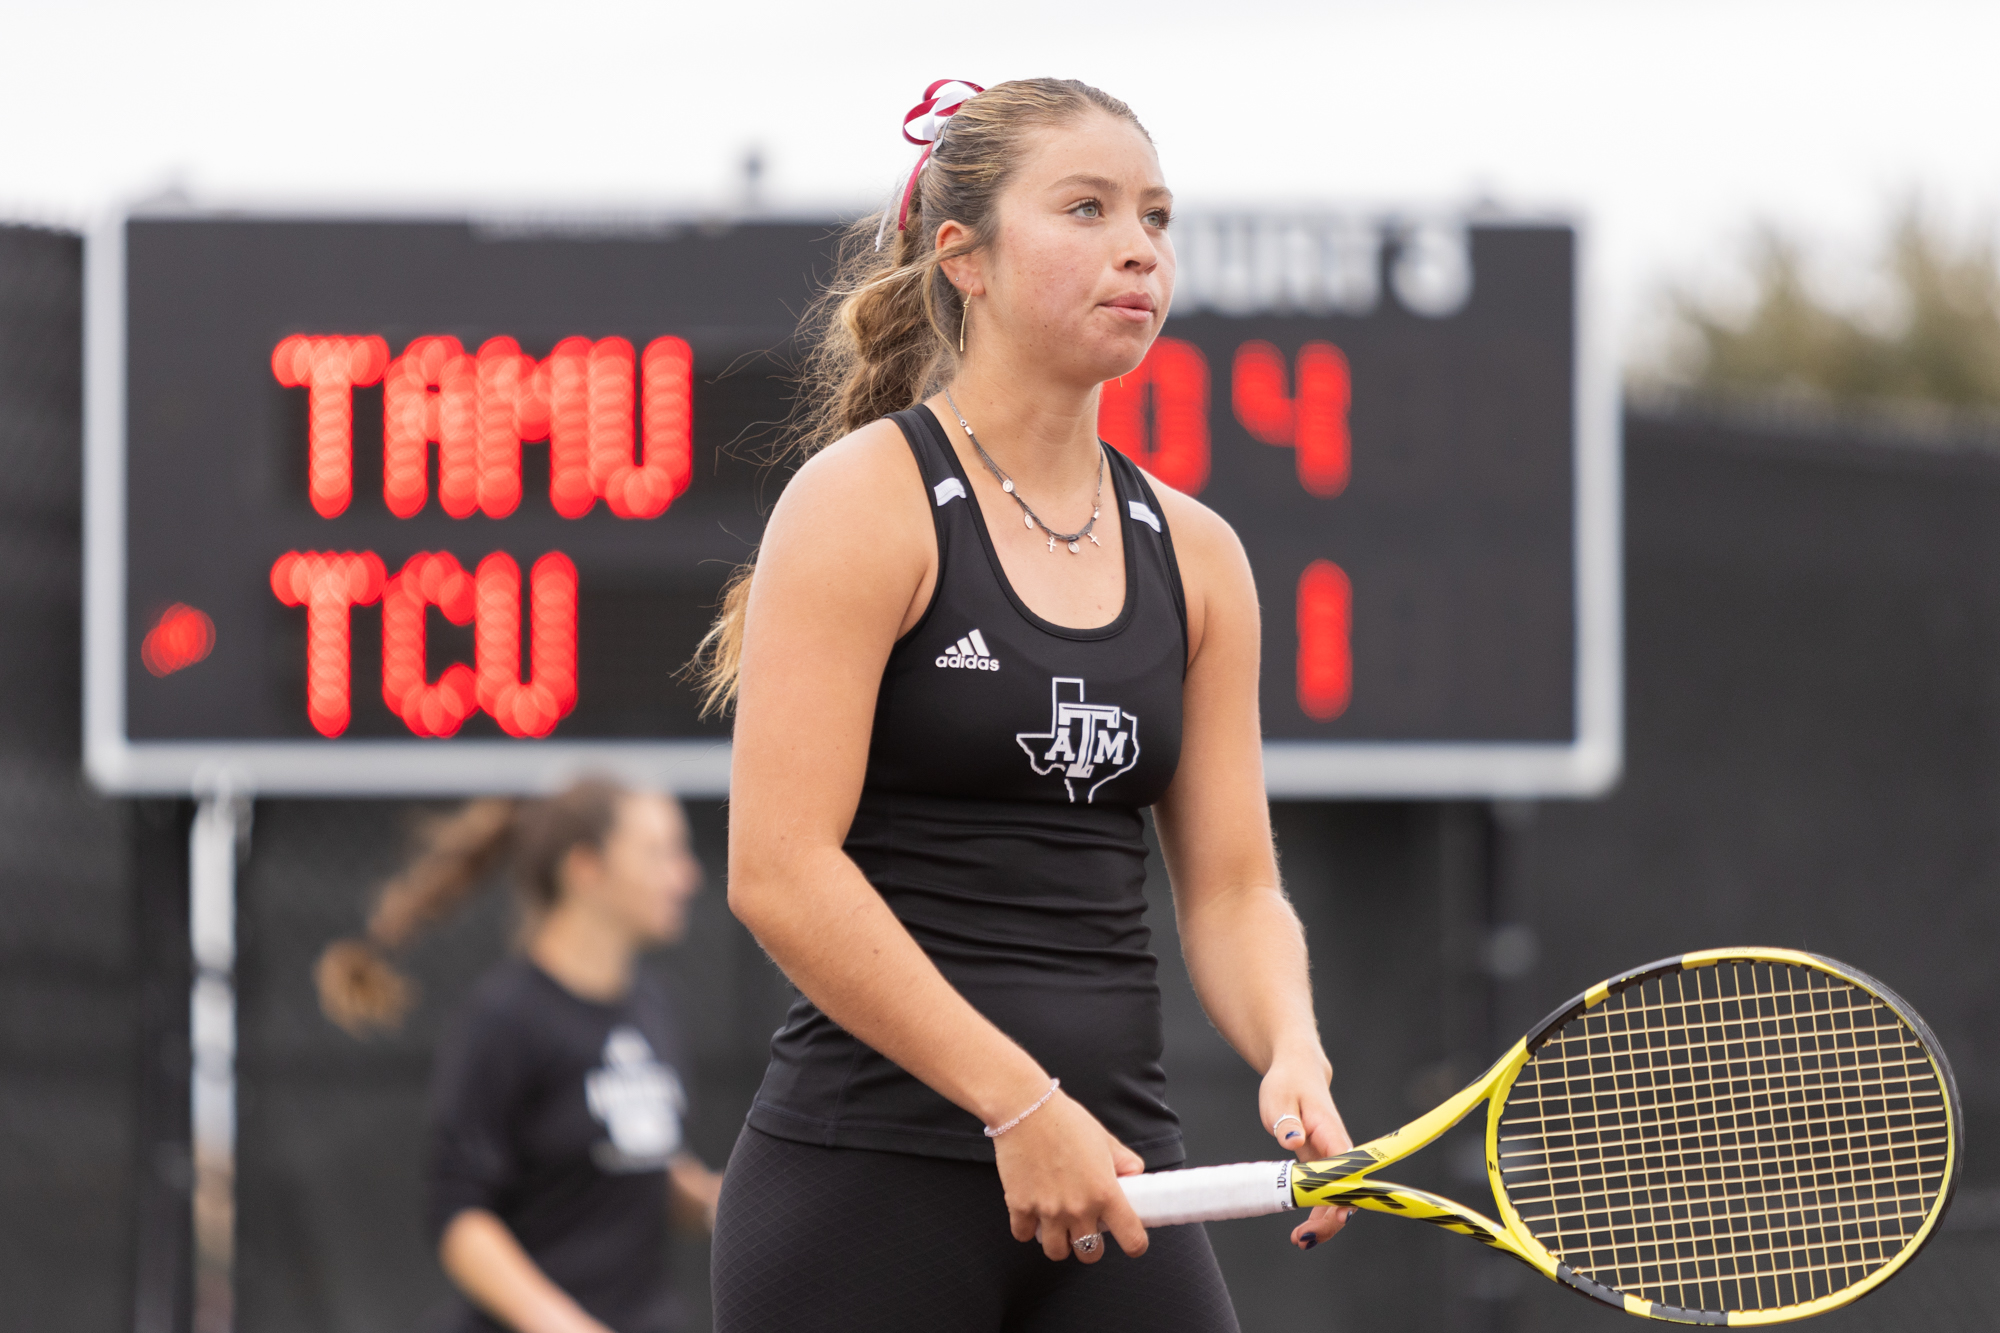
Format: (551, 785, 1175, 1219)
(429, 957, 695, 1333)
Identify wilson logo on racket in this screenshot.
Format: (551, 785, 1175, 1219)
(1119, 949, 1961, 1326)
(1016, 677, 1140, 803)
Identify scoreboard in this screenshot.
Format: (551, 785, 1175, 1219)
(84, 212, 1618, 797)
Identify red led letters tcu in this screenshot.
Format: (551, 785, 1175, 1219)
(272, 334, 687, 738)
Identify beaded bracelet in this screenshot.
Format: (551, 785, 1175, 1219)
(983, 1078, 1060, 1138)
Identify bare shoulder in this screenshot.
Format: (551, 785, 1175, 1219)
(750, 415, 932, 636)
(770, 416, 923, 526)
(1141, 474, 1256, 663)
(1147, 477, 1253, 588)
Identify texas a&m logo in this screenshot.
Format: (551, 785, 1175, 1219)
(1016, 678, 1140, 803)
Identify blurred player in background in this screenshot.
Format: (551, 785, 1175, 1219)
(317, 777, 720, 1333)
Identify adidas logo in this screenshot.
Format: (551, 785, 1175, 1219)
(936, 629, 1000, 672)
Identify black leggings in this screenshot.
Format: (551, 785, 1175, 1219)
(711, 1127, 1240, 1333)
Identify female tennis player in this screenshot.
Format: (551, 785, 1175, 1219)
(702, 78, 1355, 1331)
(316, 778, 721, 1333)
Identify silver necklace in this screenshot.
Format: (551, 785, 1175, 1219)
(942, 390, 1103, 555)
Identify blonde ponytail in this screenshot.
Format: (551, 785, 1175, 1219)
(690, 78, 1150, 717)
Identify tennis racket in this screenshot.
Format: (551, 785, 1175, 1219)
(1120, 948, 1960, 1325)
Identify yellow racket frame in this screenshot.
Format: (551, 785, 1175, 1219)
(1282, 948, 1960, 1326)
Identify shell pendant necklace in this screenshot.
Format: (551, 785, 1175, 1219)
(942, 389, 1103, 555)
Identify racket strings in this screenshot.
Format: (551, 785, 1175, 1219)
(1504, 995, 1941, 1310)
(1495, 961, 1949, 1316)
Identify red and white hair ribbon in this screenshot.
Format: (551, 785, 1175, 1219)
(876, 79, 985, 249)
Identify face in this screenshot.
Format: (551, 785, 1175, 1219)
(566, 793, 703, 946)
(941, 109, 1175, 389)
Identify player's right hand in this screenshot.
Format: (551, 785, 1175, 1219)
(994, 1089, 1149, 1264)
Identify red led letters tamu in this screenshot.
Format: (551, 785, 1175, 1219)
(277, 332, 694, 520)
(271, 332, 679, 739)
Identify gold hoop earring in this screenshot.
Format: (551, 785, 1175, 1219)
(959, 297, 969, 354)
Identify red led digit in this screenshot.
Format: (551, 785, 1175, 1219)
(270, 335, 390, 518)
(1098, 337, 1210, 494)
(1231, 340, 1351, 497)
(383, 337, 478, 518)
(442, 335, 643, 521)
(1231, 341, 1293, 445)
(584, 339, 636, 506)
(544, 336, 690, 520)
(380, 552, 479, 737)
(1294, 343, 1350, 496)
(544, 337, 598, 518)
(1296, 559, 1351, 722)
(270, 551, 386, 737)
(473, 337, 538, 519)
(475, 551, 579, 738)
(602, 336, 694, 519)
(528, 552, 580, 724)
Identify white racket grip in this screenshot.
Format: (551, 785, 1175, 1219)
(1118, 1160, 1297, 1226)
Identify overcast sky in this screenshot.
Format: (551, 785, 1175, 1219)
(4, 0, 1995, 354)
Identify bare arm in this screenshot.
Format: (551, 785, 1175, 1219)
(727, 423, 1147, 1261)
(1150, 489, 1355, 1250)
(439, 1209, 611, 1333)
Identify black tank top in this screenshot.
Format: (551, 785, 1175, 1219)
(746, 405, 1192, 1169)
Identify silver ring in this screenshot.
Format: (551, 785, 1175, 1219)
(1073, 1233, 1101, 1255)
(1272, 1114, 1304, 1136)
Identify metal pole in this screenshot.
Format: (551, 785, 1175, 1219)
(189, 793, 246, 1333)
(131, 800, 196, 1333)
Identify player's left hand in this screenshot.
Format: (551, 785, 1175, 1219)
(1257, 1051, 1356, 1251)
